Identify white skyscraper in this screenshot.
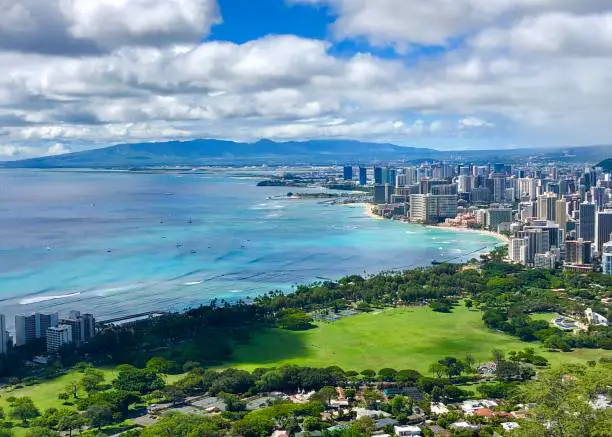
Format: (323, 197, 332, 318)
(46, 325, 73, 354)
(14, 312, 59, 346)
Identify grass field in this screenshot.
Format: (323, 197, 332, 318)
(227, 305, 611, 373)
(0, 368, 185, 436)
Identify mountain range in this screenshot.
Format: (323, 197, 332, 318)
(1, 139, 610, 168)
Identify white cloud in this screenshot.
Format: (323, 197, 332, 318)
(0, 0, 220, 54)
(292, 0, 612, 47)
(46, 143, 72, 156)
(0, 144, 37, 157)
(0, 0, 611, 157)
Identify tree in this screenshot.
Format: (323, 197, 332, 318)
(65, 381, 79, 399)
(142, 412, 227, 437)
(362, 389, 384, 408)
(429, 363, 445, 379)
(80, 368, 105, 394)
(438, 357, 465, 379)
(146, 357, 179, 375)
(0, 406, 4, 420)
(9, 397, 40, 425)
(57, 409, 85, 437)
(25, 429, 60, 437)
(491, 349, 505, 364)
(465, 299, 473, 310)
(84, 404, 112, 430)
(431, 386, 442, 403)
(377, 368, 398, 381)
(464, 353, 476, 372)
(360, 369, 376, 380)
(113, 365, 165, 394)
(311, 386, 337, 405)
(516, 364, 612, 436)
(544, 334, 572, 352)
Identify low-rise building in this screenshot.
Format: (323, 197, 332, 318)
(394, 425, 421, 437)
(585, 308, 608, 326)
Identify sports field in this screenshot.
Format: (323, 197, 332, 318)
(228, 305, 611, 373)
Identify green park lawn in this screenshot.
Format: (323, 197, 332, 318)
(227, 305, 611, 373)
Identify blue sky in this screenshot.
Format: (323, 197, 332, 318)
(0, 0, 611, 158)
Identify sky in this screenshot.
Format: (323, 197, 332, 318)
(0, 0, 611, 159)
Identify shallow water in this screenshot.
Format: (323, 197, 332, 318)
(0, 169, 500, 329)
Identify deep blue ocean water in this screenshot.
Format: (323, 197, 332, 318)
(0, 169, 500, 329)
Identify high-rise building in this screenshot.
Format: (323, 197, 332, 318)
(491, 174, 506, 203)
(374, 167, 383, 185)
(579, 202, 596, 242)
(486, 208, 513, 232)
(508, 237, 528, 264)
(519, 201, 536, 221)
(595, 210, 612, 253)
(458, 175, 472, 193)
(359, 167, 367, 185)
(14, 312, 59, 346)
(591, 186, 606, 209)
(602, 241, 612, 275)
(343, 166, 353, 181)
(555, 199, 568, 231)
(387, 168, 397, 186)
(534, 251, 556, 269)
(46, 325, 73, 354)
(0, 315, 8, 355)
(373, 184, 387, 204)
(565, 239, 592, 265)
(409, 194, 458, 224)
(537, 192, 557, 221)
(59, 311, 96, 345)
(516, 228, 550, 264)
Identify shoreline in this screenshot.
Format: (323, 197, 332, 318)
(425, 224, 510, 244)
(355, 202, 509, 245)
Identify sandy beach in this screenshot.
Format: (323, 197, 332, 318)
(425, 225, 510, 244)
(352, 202, 509, 244)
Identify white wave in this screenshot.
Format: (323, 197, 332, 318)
(405, 231, 417, 234)
(183, 281, 202, 286)
(90, 284, 146, 296)
(20, 292, 80, 305)
(229, 290, 243, 293)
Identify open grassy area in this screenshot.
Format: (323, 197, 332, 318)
(0, 368, 184, 436)
(530, 312, 561, 325)
(0, 368, 117, 413)
(227, 305, 611, 373)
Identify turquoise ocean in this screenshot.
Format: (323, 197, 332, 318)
(0, 169, 501, 329)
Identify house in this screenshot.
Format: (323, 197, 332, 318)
(384, 387, 424, 401)
(271, 431, 290, 437)
(461, 400, 482, 414)
(354, 407, 391, 419)
(426, 425, 451, 436)
(478, 362, 497, 375)
(450, 421, 479, 431)
(585, 308, 608, 326)
(375, 418, 399, 430)
(474, 408, 494, 419)
(501, 422, 520, 432)
(430, 402, 449, 415)
(330, 399, 350, 408)
(394, 425, 421, 436)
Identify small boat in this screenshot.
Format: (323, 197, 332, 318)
(191, 250, 197, 254)
(431, 260, 442, 265)
(176, 243, 183, 248)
